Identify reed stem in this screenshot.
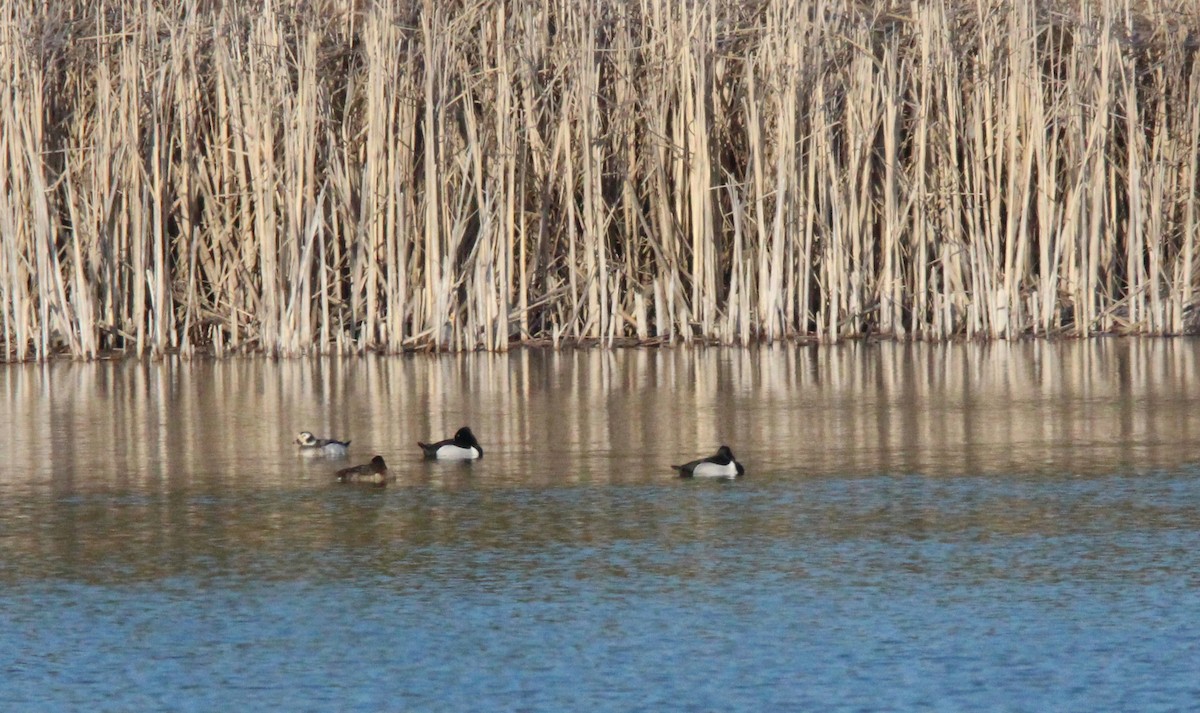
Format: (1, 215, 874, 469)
(2, 0, 1199, 359)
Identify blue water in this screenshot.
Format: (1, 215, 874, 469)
(4, 344, 1200, 710)
(4, 473, 1200, 711)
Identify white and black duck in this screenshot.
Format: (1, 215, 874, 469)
(672, 445, 745, 478)
(417, 427, 483, 460)
(295, 431, 351, 457)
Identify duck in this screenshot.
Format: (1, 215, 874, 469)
(672, 445, 745, 478)
(336, 455, 388, 485)
(295, 431, 351, 457)
(417, 426, 483, 460)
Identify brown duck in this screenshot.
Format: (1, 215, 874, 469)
(336, 455, 388, 486)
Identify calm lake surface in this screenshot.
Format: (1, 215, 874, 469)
(3, 341, 1200, 711)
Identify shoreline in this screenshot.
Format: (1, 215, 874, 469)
(6, 330, 1198, 364)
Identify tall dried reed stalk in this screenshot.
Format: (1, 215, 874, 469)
(2, 0, 1199, 360)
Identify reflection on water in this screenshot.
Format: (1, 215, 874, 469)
(4, 340, 1200, 488)
(2, 341, 1200, 710)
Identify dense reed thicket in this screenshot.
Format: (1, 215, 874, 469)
(2, 0, 1199, 359)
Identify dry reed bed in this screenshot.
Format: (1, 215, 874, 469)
(1, 0, 1199, 359)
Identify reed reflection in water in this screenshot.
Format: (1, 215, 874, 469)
(0, 340, 1198, 583)
(2, 339, 1198, 491)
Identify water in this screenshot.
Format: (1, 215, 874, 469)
(2, 341, 1200, 711)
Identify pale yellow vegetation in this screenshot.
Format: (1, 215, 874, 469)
(1, 0, 1198, 359)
